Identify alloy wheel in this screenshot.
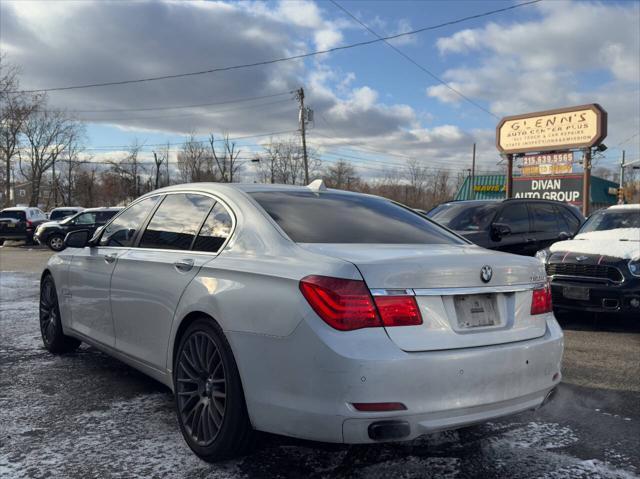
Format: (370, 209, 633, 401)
(176, 332, 227, 446)
(49, 236, 64, 251)
(39, 278, 58, 346)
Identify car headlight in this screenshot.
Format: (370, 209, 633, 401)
(535, 248, 551, 264)
(629, 258, 640, 277)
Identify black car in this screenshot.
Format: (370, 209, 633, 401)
(540, 205, 640, 316)
(428, 199, 584, 256)
(34, 207, 122, 251)
(0, 207, 49, 245)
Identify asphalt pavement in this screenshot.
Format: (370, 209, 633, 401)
(0, 246, 638, 478)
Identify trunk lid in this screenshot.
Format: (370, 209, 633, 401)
(299, 243, 549, 351)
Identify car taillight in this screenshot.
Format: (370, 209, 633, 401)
(299, 275, 423, 331)
(373, 296, 422, 327)
(26, 220, 33, 228)
(531, 284, 552, 315)
(299, 275, 381, 331)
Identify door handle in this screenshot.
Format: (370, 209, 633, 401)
(104, 253, 117, 264)
(174, 258, 194, 272)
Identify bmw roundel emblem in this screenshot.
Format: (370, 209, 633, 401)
(480, 265, 493, 283)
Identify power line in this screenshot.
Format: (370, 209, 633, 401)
(11, 1, 541, 94)
(44, 91, 294, 114)
(329, 0, 499, 119)
(79, 129, 300, 151)
(74, 98, 294, 122)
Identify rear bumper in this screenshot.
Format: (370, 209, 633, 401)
(0, 230, 32, 241)
(228, 315, 564, 444)
(551, 279, 640, 314)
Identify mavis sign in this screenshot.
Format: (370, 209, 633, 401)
(497, 104, 607, 154)
(513, 175, 582, 203)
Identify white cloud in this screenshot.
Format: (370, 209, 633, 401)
(428, 0, 640, 161)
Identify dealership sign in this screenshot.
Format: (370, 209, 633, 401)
(521, 152, 574, 176)
(513, 175, 583, 203)
(497, 104, 607, 154)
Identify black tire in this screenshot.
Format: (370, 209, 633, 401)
(47, 234, 65, 251)
(0, 239, 4, 246)
(39, 274, 81, 354)
(174, 318, 254, 462)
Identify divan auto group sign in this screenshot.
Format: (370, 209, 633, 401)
(497, 104, 607, 154)
(513, 175, 583, 203)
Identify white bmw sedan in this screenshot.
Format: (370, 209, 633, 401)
(39, 183, 563, 461)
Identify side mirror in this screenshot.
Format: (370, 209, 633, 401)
(558, 231, 572, 241)
(64, 229, 91, 249)
(491, 223, 512, 241)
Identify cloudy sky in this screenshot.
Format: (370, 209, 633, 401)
(1, 0, 639, 178)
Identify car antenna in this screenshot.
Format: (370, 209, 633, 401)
(307, 179, 327, 192)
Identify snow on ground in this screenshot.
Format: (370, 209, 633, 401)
(1, 272, 639, 478)
(550, 228, 640, 259)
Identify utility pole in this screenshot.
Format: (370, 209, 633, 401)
(52, 158, 57, 207)
(619, 150, 626, 204)
(582, 148, 591, 216)
(470, 143, 476, 200)
(296, 87, 310, 184)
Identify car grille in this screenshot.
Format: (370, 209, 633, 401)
(546, 263, 623, 282)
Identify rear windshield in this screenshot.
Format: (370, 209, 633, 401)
(430, 203, 499, 231)
(0, 210, 26, 221)
(50, 210, 77, 221)
(250, 191, 466, 244)
(579, 210, 640, 233)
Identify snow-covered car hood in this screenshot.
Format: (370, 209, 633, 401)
(549, 228, 640, 260)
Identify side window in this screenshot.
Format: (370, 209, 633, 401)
(531, 204, 559, 232)
(95, 211, 116, 224)
(139, 194, 215, 250)
(558, 207, 580, 233)
(75, 212, 96, 225)
(100, 196, 160, 247)
(494, 203, 529, 234)
(192, 202, 233, 253)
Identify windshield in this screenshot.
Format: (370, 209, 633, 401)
(250, 191, 466, 244)
(579, 209, 640, 234)
(0, 210, 26, 221)
(430, 202, 499, 231)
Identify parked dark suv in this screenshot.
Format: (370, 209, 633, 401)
(34, 207, 122, 251)
(0, 207, 48, 245)
(428, 199, 584, 256)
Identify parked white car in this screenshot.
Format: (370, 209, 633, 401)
(40, 183, 563, 461)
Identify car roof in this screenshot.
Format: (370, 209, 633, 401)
(1, 207, 33, 211)
(607, 204, 640, 211)
(50, 206, 84, 210)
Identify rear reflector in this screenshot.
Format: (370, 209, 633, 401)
(373, 296, 422, 327)
(352, 402, 407, 412)
(299, 275, 380, 331)
(531, 284, 552, 315)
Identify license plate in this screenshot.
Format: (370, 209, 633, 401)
(454, 294, 498, 329)
(6, 223, 15, 228)
(563, 286, 589, 301)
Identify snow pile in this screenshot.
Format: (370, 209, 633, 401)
(550, 228, 640, 259)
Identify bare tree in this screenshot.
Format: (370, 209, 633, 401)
(152, 143, 170, 189)
(108, 141, 147, 201)
(209, 134, 241, 183)
(74, 163, 99, 207)
(177, 134, 211, 183)
(255, 137, 320, 185)
(0, 57, 41, 206)
(19, 108, 79, 207)
(57, 127, 87, 206)
(323, 160, 360, 190)
(404, 158, 429, 206)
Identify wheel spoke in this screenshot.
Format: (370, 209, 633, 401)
(177, 330, 227, 445)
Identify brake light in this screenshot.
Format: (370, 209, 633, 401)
(531, 284, 552, 315)
(26, 220, 33, 228)
(299, 275, 380, 331)
(374, 296, 422, 327)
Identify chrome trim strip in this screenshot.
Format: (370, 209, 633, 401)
(412, 284, 542, 296)
(370, 288, 415, 296)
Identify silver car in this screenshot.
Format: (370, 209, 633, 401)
(39, 182, 563, 461)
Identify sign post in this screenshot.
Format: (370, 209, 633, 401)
(582, 148, 591, 216)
